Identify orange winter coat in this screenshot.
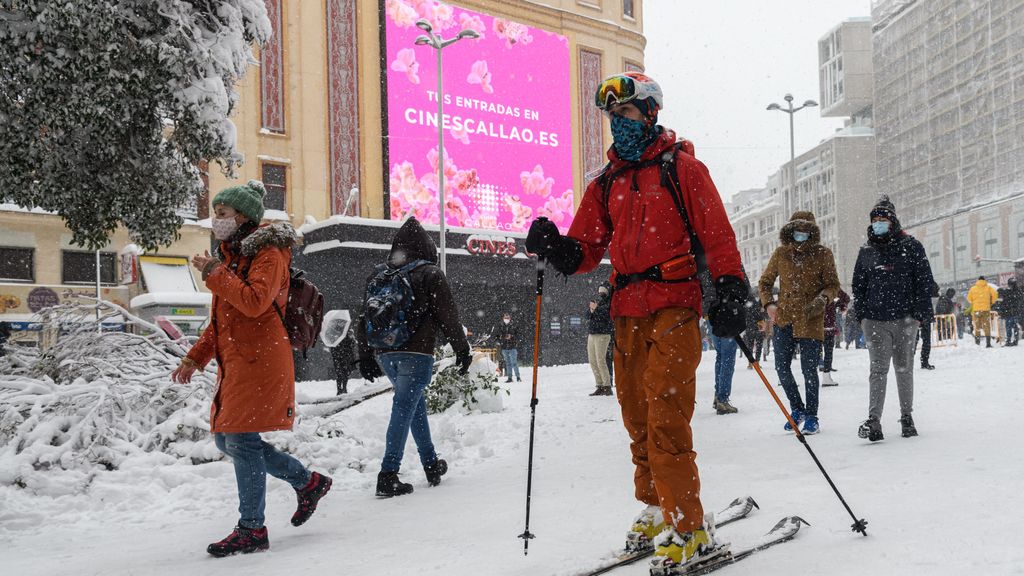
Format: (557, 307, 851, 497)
(187, 223, 297, 433)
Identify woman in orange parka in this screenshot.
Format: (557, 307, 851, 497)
(171, 180, 331, 558)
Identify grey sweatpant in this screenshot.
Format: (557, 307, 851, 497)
(862, 318, 918, 420)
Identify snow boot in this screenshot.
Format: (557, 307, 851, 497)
(424, 458, 448, 487)
(975, 335, 981, 345)
(920, 362, 935, 370)
(801, 415, 820, 435)
(821, 371, 838, 387)
(899, 414, 918, 438)
(336, 382, 348, 395)
(506, 377, 513, 383)
(783, 409, 804, 432)
(986, 336, 992, 348)
(714, 399, 738, 415)
(858, 418, 883, 442)
(625, 505, 666, 552)
(590, 386, 613, 396)
(376, 471, 414, 498)
(649, 520, 728, 576)
(207, 525, 270, 557)
(291, 471, 332, 527)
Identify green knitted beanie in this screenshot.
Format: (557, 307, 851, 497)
(212, 180, 266, 222)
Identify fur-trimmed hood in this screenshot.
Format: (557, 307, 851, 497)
(240, 222, 298, 258)
(779, 210, 821, 247)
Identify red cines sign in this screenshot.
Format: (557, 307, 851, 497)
(465, 234, 518, 257)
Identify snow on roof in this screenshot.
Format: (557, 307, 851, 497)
(263, 209, 291, 222)
(130, 292, 212, 309)
(0, 203, 55, 215)
(139, 257, 197, 293)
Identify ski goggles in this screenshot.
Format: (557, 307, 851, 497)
(595, 75, 640, 111)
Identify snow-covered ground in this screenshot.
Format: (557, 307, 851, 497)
(2, 343, 1022, 575)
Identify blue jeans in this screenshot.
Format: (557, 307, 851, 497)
(378, 352, 439, 473)
(214, 432, 311, 529)
(773, 325, 822, 417)
(501, 348, 520, 380)
(709, 334, 737, 402)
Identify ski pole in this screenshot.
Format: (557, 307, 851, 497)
(734, 335, 869, 537)
(518, 257, 545, 554)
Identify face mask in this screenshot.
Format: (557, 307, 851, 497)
(503, 319, 511, 324)
(871, 221, 891, 236)
(793, 231, 810, 243)
(212, 217, 239, 240)
(610, 114, 656, 162)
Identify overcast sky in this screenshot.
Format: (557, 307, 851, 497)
(644, 0, 872, 201)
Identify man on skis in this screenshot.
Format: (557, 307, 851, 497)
(525, 71, 746, 575)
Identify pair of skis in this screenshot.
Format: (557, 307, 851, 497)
(580, 496, 807, 576)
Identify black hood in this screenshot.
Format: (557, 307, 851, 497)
(388, 217, 438, 267)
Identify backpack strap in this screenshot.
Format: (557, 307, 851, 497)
(658, 143, 708, 277)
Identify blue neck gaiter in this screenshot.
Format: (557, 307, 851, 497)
(611, 115, 659, 162)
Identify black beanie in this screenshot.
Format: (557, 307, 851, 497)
(870, 196, 897, 221)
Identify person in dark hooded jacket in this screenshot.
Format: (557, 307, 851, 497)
(934, 288, 958, 341)
(357, 217, 471, 498)
(851, 197, 934, 441)
(998, 278, 1023, 346)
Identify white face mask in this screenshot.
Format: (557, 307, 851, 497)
(503, 319, 511, 324)
(212, 217, 239, 240)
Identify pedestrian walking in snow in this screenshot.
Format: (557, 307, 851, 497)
(525, 71, 746, 573)
(743, 292, 767, 369)
(171, 181, 332, 557)
(329, 329, 357, 395)
(917, 282, 940, 369)
(496, 311, 522, 383)
(586, 285, 614, 396)
(998, 278, 1022, 346)
(935, 288, 957, 340)
(821, 288, 850, 383)
(0, 320, 9, 357)
(758, 211, 841, 435)
(851, 197, 934, 442)
(356, 217, 471, 498)
(967, 276, 999, 347)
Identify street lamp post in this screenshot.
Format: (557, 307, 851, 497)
(766, 94, 818, 214)
(414, 19, 479, 274)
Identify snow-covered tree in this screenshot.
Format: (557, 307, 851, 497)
(0, 0, 270, 250)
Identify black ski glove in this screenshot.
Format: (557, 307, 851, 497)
(708, 275, 748, 339)
(525, 217, 583, 275)
(456, 349, 472, 375)
(358, 356, 384, 382)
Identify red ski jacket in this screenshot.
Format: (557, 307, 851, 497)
(567, 130, 743, 318)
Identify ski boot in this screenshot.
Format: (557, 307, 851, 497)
(424, 458, 448, 486)
(714, 398, 738, 415)
(649, 520, 729, 576)
(899, 414, 918, 438)
(207, 525, 270, 557)
(801, 415, 820, 435)
(291, 471, 332, 527)
(783, 409, 804, 432)
(858, 418, 884, 442)
(821, 371, 838, 387)
(376, 471, 414, 498)
(625, 505, 666, 553)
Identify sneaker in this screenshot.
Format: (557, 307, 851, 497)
(783, 409, 804, 432)
(625, 505, 666, 552)
(899, 414, 918, 438)
(801, 415, 820, 435)
(650, 523, 727, 574)
(207, 525, 269, 557)
(714, 399, 738, 415)
(376, 471, 414, 498)
(424, 459, 448, 486)
(858, 418, 884, 442)
(291, 471, 333, 526)
(590, 386, 613, 396)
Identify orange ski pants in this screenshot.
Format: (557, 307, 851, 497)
(614, 307, 704, 533)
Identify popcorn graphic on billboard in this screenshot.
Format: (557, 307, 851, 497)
(384, 0, 575, 232)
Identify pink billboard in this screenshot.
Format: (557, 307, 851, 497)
(383, 1, 575, 233)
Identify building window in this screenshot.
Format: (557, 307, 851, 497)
(1017, 220, 1024, 257)
(62, 251, 116, 285)
(983, 227, 997, 258)
(955, 233, 968, 269)
(261, 163, 287, 212)
(260, 0, 285, 133)
(623, 0, 634, 19)
(0, 247, 34, 282)
(579, 48, 605, 178)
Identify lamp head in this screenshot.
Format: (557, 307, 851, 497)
(415, 19, 433, 32)
(414, 35, 432, 46)
(803, 99, 819, 107)
(767, 103, 781, 111)
(457, 28, 480, 40)
(784, 93, 794, 102)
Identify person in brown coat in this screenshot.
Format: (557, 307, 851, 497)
(758, 211, 840, 435)
(172, 180, 331, 557)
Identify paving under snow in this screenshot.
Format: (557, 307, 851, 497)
(2, 343, 1022, 575)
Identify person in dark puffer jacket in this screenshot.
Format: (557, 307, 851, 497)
(356, 217, 471, 498)
(851, 196, 935, 441)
